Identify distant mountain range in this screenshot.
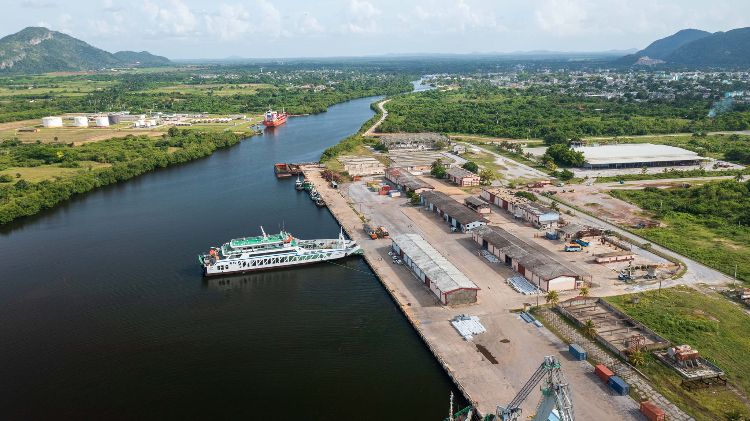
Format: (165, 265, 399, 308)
(617, 27, 750, 67)
(0, 27, 170, 74)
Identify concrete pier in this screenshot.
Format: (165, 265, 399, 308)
(303, 167, 641, 419)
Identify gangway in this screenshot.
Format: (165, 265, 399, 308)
(496, 356, 575, 421)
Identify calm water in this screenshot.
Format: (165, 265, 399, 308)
(0, 96, 463, 420)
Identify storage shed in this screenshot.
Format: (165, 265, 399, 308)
(392, 234, 479, 306)
(384, 167, 434, 194)
(473, 225, 589, 291)
(421, 191, 488, 233)
(464, 196, 491, 214)
(446, 167, 480, 187)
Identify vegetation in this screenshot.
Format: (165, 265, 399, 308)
(379, 87, 750, 139)
(479, 168, 495, 185)
(594, 167, 750, 183)
(607, 287, 750, 420)
(610, 181, 750, 282)
(513, 191, 538, 202)
(0, 130, 245, 224)
(545, 290, 560, 306)
(543, 144, 585, 167)
(582, 319, 596, 338)
(430, 159, 447, 178)
(461, 161, 479, 173)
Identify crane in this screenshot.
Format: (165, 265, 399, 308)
(496, 356, 575, 421)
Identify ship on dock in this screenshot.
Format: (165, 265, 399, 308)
(199, 227, 361, 276)
(263, 109, 288, 127)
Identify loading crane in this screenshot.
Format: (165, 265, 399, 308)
(496, 356, 575, 421)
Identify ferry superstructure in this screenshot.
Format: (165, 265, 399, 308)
(199, 227, 362, 276)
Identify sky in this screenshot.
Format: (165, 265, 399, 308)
(3, 0, 750, 59)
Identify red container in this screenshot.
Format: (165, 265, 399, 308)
(594, 364, 613, 383)
(640, 401, 665, 421)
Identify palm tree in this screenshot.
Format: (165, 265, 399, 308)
(545, 290, 560, 306)
(735, 173, 744, 182)
(582, 319, 596, 338)
(579, 286, 590, 298)
(628, 349, 646, 367)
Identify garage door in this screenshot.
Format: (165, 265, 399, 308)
(517, 264, 526, 276)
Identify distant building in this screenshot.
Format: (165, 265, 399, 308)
(574, 144, 708, 169)
(379, 133, 448, 151)
(392, 234, 479, 306)
(387, 151, 456, 174)
(480, 187, 559, 228)
(339, 156, 385, 176)
(446, 167, 480, 187)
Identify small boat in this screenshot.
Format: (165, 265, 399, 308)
(274, 163, 292, 178)
(302, 180, 313, 191)
(295, 175, 304, 190)
(310, 189, 321, 201)
(315, 197, 326, 207)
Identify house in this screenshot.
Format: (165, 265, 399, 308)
(517, 202, 560, 228)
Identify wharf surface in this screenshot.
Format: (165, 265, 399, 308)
(302, 166, 642, 419)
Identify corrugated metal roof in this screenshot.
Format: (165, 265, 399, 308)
(574, 144, 704, 165)
(385, 167, 434, 191)
(421, 191, 488, 225)
(393, 234, 479, 293)
(475, 225, 589, 281)
(447, 166, 479, 179)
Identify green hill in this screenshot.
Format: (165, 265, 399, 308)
(113, 51, 171, 66)
(666, 27, 750, 67)
(616, 29, 711, 64)
(0, 27, 171, 74)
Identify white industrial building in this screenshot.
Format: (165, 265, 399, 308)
(473, 225, 589, 292)
(421, 190, 488, 233)
(392, 234, 479, 306)
(95, 116, 110, 127)
(41, 116, 63, 128)
(574, 144, 707, 169)
(72, 116, 88, 127)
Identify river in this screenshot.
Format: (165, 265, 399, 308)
(0, 95, 464, 419)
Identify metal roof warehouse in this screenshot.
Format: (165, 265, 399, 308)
(392, 234, 479, 306)
(574, 144, 707, 169)
(421, 191, 488, 232)
(473, 225, 590, 291)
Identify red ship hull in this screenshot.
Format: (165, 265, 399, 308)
(263, 112, 288, 127)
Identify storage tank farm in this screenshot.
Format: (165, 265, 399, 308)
(95, 116, 110, 127)
(72, 116, 88, 127)
(41, 116, 63, 128)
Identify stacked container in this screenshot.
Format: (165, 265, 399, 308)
(568, 343, 587, 361)
(640, 401, 665, 421)
(594, 364, 613, 383)
(608, 375, 629, 396)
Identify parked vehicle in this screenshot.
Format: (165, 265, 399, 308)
(363, 224, 378, 240)
(564, 243, 582, 252)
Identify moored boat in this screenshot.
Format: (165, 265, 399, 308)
(295, 175, 304, 190)
(263, 109, 289, 127)
(199, 227, 362, 276)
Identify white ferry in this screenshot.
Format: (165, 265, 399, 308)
(199, 227, 362, 276)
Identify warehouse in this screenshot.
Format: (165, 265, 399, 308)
(379, 133, 448, 151)
(387, 151, 456, 174)
(384, 167, 434, 194)
(517, 202, 559, 228)
(574, 144, 708, 169)
(446, 167, 480, 187)
(464, 196, 491, 214)
(473, 225, 589, 291)
(421, 191, 488, 233)
(392, 234, 479, 306)
(480, 187, 527, 214)
(339, 156, 385, 176)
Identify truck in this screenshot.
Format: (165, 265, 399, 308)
(564, 243, 582, 252)
(376, 226, 390, 239)
(363, 224, 378, 240)
(574, 238, 590, 247)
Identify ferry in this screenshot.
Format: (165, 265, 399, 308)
(263, 109, 288, 127)
(199, 227, 362, 276)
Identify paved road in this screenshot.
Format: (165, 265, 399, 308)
(363, 99, 390, 137)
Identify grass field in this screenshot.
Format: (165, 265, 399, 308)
(141, 83, 272, 96)
(607, 287, 750, 420)
(0, 161, 111, 182)
(0, 80, 116, 97)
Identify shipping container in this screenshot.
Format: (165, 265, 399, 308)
(608, 375, 629, 396)
(640, 401, 665, 421)
(595, 364, 613, 383)
(568, 343, 587, 361)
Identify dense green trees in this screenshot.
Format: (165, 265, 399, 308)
(543, 144, 585, 167)
(431, 159, 447, 178)
(462, 161, 479, 173)
(0, 131, 244, 224)
(379, 88, 750, 139)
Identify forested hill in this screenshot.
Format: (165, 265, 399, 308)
(0, 27, 171, 74)
(112, 51, 171, 67)
(618, 27, 750, 67)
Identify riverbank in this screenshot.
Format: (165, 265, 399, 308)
(0, 130, 246, 225)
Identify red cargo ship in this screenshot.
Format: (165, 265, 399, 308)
(263, 109, 288, 127)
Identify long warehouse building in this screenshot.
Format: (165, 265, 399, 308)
(473, 225, 590, 291)
(421, 190, 488, 233)
(392, 234, 479, 306)
(574, 143, 707, 169)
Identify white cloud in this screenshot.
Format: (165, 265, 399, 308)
(403, 0, 503, 34)
(342, 0, 380, 34)
(143, 0, 198, 37)
(535, 0, 588, 35)
(205, 4, 253, 41)
(22, 0, 58, 8)
(298, 12, 324, 35)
